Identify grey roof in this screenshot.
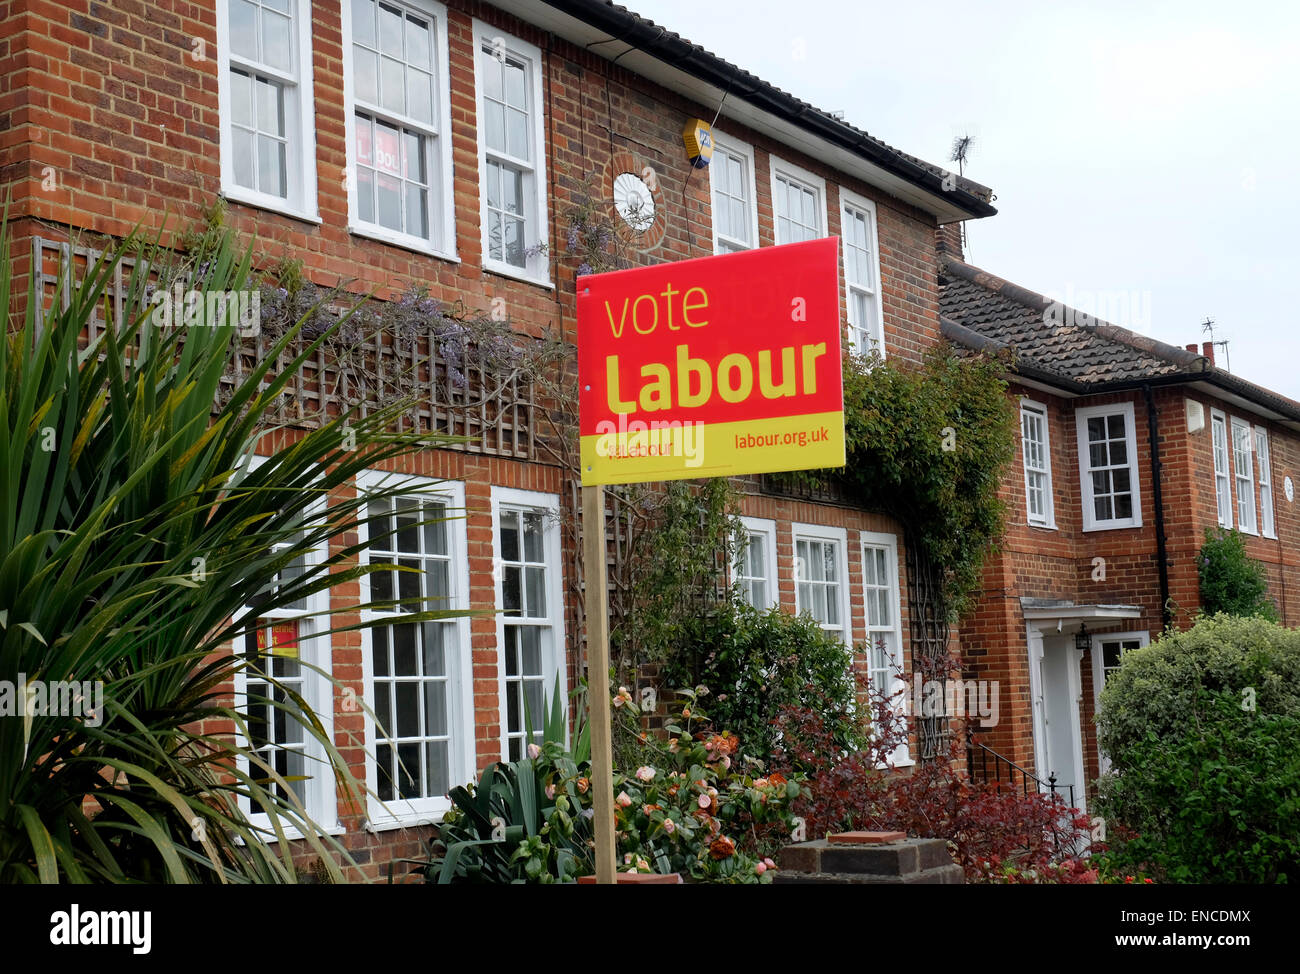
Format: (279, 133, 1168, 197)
(939, 257, 1300, 425)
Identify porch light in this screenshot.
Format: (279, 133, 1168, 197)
(1075, 623, 1091, 655)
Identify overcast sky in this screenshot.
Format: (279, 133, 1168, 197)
(631, 0, 1300, 399)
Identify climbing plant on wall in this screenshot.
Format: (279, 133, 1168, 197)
(781, 345, 1018, 756)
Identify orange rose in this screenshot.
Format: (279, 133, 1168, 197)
(709, 835, 736, 860)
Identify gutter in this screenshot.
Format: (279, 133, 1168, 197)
(1143, 384, 1174, 630)
(537, 0, 997, 220)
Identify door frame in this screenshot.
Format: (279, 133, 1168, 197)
(1025, 623, 1087, 814)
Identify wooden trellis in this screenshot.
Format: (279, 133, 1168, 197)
(31, 237, 537, 459)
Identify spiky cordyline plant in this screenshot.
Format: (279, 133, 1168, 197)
(0, 216, 463, 882)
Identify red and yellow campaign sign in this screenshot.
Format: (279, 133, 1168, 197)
(257, 622, 300, 659)
(577, 237, 845, 485)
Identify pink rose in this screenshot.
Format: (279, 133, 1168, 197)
(756, 862, 767, 875)
(616, 791, 632, 808)
(663, 818, 676, 834)
(698, 794, 711, 809)
(545, 783, 556, 799)
(635, 766, 655, 782)
(527, 743, 541, 759)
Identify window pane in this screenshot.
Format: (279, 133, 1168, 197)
(523, 512, 544, 561)
(405, 179, 429, 238)
(393, 622, 417, 674)
(506, 107, 528, 160)
(1107, 414, 1126, 439)
(421, 622, 445, 676)
(407, 15, 431, 69)
(525, 566, 545, 617)
(395, 683, 419, 737)
(504, 59, 526, 109)
(230, 0, 259, 60)
(355, 48, 379, 104)
(352, 0, 375, 47)
(232, 128, 256, 188)
(485, 101, 505, 153)
(378, 3, 403, 57)
(380, 56, 405, 114)
(426, 741, 449, 797)
(261, 10, 291, 72)
(255, 77, 284, 136)
(377, 172, 402, 229)
(407, 67, 433, 124)
(257, 134, 286, 197)
(503, 566, 521, 615)
(231, 70, 253, 126)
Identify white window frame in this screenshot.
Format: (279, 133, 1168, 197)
(357, 471, 472, 828)
(216, 0, 320, 222)
(769, 155, 827, 245)
(839, 188, 885, 357)
(1231, 416, 1258, 535)
(733, 515, 779, 610)
(472, 22, 551, 287)
(709, 131, 760, 254)
(1211, 408, 1232, 529)
(231, 454, 338, 837)
(1090, 630, 1149, 774)
(1256, 425, 1276, 539)
(791, 522, 850, 645)
(341, 0, 457, 259)
(861, 531, 911, 767)
(1075, 402, 1142, 531)
(1020, 398, 1056, 529)
(491, 486, 567, 762)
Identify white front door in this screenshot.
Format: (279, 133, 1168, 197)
(1029, 629, 1086, 813)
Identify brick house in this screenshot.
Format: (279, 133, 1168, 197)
(2, 0, 1001, 877)
(939, 238, 1300, 811)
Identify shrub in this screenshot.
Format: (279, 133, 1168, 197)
(1095, 614, 1300, 883)
(661, 601, 865, 765)
(0, 221, 446, 882)
(1198, 527, 1279, 620)
(770, 659, 1096, 883)
(421, 686, 803, 883)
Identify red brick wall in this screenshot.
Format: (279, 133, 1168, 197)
(4, 0, 950, 879)
(966, 380, 1300, 795)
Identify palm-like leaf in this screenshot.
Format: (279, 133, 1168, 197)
(0, 216, 463, 882)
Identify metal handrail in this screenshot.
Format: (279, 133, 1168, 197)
(964, 725, 1076, 809)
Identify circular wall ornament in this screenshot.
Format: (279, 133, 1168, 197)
(1285, 475, 1294, 503)
(602, 151, 667, 251)
(613, 172, 656, 233)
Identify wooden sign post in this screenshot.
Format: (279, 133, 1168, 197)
(582, 483, 617, 884)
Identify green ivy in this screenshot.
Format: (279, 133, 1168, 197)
(782, 346, 1016, 623)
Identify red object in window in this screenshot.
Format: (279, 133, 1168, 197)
(257, 621, 299, 658)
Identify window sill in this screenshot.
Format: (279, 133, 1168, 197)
(484, 261, 554, 291)
(221, 186, 322, 225)
(237, 820, 347, 845)
(1264, 531, 1278, 540)
(1237, 527, 1260, 537)
(365, 808, 448, 833)
(1081, 521, 1142, 532)
(1027, 520, 1058, 531)
(349, 223, 460, 263)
